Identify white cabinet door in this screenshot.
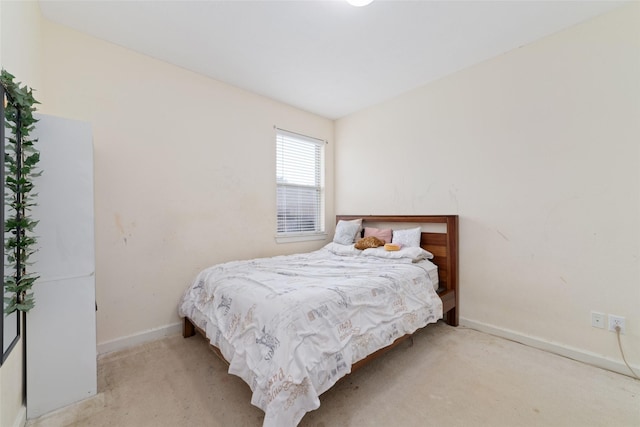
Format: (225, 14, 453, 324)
(26, 114, 96, 419)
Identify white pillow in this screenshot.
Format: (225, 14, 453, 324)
(333, 219, 362, 245)
(392, 226, 422, 248)
(362, 246, 434, 261)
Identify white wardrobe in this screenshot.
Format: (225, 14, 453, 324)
(26, 114, 97, 418)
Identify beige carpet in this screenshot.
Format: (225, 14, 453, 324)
(27, 322, 639, 427)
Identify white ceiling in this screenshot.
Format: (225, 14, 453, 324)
(39, 0, 626, 119)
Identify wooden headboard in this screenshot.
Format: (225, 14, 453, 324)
(336, 215, 459, 326)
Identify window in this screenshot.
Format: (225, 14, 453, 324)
(276, 128, 325, 241)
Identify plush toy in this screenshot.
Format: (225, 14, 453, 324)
(354, 236, 386, 250)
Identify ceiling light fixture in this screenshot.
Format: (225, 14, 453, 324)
(346, 0, 374, 7)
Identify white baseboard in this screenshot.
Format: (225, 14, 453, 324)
(460, 317, 639, 378)
(13, 405, 26, 427)
(97, 322, 182, 356)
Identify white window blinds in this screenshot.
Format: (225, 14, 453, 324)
(276, 129, 325, 235)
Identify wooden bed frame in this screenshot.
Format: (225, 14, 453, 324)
(183, 214, 459, 373)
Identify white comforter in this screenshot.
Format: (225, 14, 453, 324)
(179, 244, 442, 427)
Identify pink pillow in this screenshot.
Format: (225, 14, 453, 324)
(363, 227, 392, 244)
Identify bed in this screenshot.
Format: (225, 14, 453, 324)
(180, 215, 458, 426)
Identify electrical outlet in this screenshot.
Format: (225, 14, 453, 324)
(591, 311, 605, 329)
(608, 315, 626, 334)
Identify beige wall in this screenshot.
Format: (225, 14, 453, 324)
(1, 1, 44, 426)
(0, 0, 43, 98)
(335, 4, 639, 372)
(39, 20, 334, 346)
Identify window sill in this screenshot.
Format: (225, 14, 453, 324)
(275, 233, 327, 244)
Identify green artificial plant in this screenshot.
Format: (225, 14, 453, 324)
(1, 69, 40, 314)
